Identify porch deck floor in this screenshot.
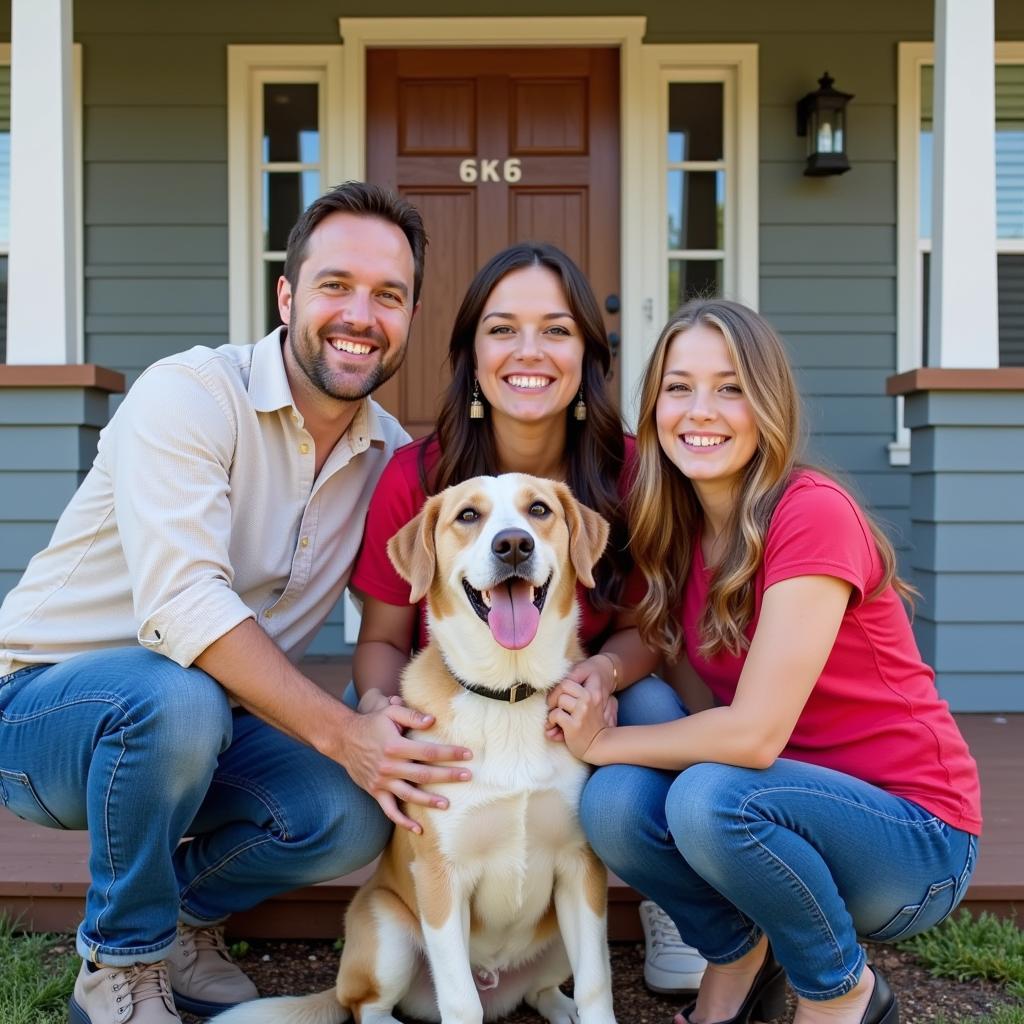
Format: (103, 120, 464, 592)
(1, 658, 1019, 941)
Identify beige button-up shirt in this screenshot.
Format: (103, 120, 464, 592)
(0, 330, 409, 675)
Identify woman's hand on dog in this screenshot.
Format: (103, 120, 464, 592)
(547, 676, 613, 762)
(545, 656, 618, 743)
(341, 699, 473, 833)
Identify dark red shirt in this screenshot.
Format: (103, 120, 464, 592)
(351, 435, 640, 654)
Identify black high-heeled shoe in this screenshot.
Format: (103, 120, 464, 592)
(677, 944, 787, 1024)
(859, 967, 899, 1024)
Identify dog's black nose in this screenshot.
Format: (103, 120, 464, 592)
(491, 528, 534, 568)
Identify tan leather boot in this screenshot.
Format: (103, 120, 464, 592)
(69, 960, 180, 1023)
(165, 922, 258, 1017)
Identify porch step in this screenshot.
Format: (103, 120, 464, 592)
(1, 657, 1017, 939)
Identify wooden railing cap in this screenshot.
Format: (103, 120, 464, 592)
(0, 364, 126, 393)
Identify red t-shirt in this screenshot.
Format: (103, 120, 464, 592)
(350, 434, 641, 654)
(680, 470, 982, 834)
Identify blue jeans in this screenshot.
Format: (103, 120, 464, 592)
(581, 677, 978, 1000)
(0, 649, 390, 966)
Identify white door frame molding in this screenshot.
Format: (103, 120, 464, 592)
(336, 16, 649, 422)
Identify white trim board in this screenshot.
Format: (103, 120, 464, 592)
(227, 46, 344, 345)
(227, 26, 760, 426)
(1, 40, 84, 362)
(895, 40, 1024, 463)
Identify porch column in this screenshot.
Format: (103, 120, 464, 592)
(887, 369, 1024, 712)
(928, 0, 998, 368)
(6, 0, 77, 364)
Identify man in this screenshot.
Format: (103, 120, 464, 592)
(0, 182, 472, 1024)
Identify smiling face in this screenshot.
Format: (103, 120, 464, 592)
(388, 475, 609, 679)
(655, 322, 760, 501)
(278, 211, 417, 404)
(473, 266, 585, 431)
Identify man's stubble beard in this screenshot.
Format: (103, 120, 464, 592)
(288, 312, 408, 402)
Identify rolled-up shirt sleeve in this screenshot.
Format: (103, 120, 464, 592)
(109, 363, 256, 667)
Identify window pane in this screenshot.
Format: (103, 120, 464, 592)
(921, 251, 1024, 366)
(0, 255, 6, 363)
(0, 65, 9, 361)
(668, 83, 723, 163)
(668, 170, 724, 250)
(996, 65, 1024, 239)
(998, 253, 1024, 366)
(263, 83, 319, 164)
(265, 259, 285, 336)
(921, 64, 1024, 240)
(263, 171, 321, 250)
(668, 258, 722, 314)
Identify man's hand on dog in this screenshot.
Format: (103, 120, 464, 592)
(342, 697, 473, 833)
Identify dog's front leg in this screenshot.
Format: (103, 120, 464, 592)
(414, 864, 484, 1024)
(553, 848, 618, 1024)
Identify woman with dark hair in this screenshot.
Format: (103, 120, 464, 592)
(549, 298, 981, 1024)
(350, 243, 659, 825)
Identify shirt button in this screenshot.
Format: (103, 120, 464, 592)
(265, 610, 274, 620)
(300, 537, 309, 548)
(299, 442, 310, 455)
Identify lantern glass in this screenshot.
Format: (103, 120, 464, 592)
(833, 109, 845, 153)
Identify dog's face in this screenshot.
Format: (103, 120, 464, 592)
(388, 474, 609, 654)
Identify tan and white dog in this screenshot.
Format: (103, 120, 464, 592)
(214, 473, 619, 1024)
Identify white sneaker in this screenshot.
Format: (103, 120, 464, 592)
(639, 900, 707, 994)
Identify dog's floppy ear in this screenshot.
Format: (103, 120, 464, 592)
(387, 494, 443, 604)
(553, 482, 610, 589)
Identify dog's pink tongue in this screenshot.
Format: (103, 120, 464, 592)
(488, 578, 540, 650)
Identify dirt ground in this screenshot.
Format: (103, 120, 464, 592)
(180, 937, 1011, 1023)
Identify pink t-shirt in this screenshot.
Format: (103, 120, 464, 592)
(351, 434, 642, 653)
(680, 470, 982, 834)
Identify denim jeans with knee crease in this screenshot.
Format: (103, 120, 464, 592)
(581, 677, 978, 1001)
(0, 649, 390, 966)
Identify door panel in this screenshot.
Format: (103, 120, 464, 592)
(368, 47, 620, 437)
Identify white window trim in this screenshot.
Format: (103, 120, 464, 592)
(0, 41, 83, 362)
(638, 44, 759, 420)
(226, 26, 759, 429)
(227, 46, 344, 345)
(895, 40, 1024, 464)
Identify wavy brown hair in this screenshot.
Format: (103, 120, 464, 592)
(420, 242, 629, 611)
(631, 298, 915, 661)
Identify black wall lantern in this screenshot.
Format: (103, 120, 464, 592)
(796, 72, 853, 176)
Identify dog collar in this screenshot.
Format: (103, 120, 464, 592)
(457, 679, 539, 704)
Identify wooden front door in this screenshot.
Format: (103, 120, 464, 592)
(367, 47, 621, 437)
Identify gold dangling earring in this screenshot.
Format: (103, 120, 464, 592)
(573, 386, 587, 422)
(469, 378, 485, 420)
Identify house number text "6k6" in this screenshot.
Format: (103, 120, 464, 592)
(459, 158, 522, 183)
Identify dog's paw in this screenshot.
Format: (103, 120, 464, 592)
(533, 987, 579, 1024)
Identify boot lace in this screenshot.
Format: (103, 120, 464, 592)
(112, 962, 173, 1016)
(178, 923, 231, 964)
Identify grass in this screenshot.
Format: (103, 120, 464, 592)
(1, 910, 1022, 1023)
(901, 910, 1024, 999)
(0, 916, 78, 1024)
(934, 1007, 1024, 1024)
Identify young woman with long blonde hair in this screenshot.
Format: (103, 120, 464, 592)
(548, 298, 980, 1024)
